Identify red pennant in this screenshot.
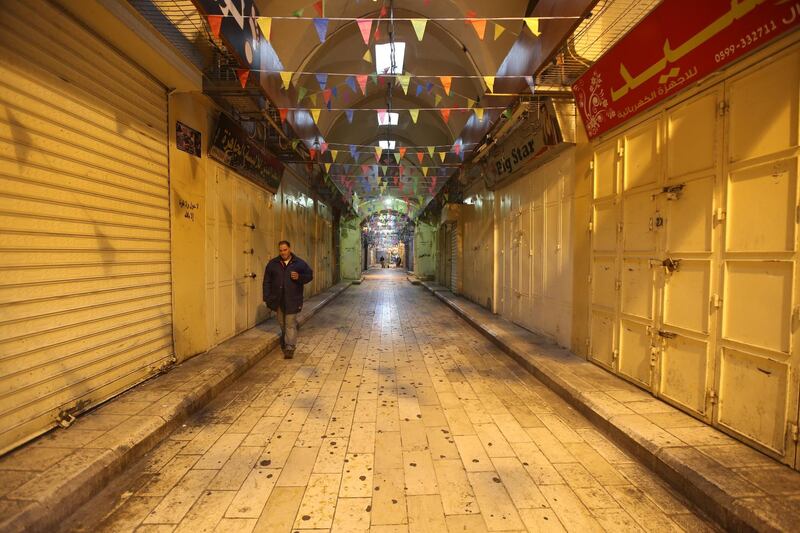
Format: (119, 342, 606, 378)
(309, 148, 317, 160)
(279, 108, 288, 123)
(323, 89, 332, 104)
(440, 108, 451, 122)
(320, 142, 328, 154)
(357, 19, 372, 45)
(356, 75, 368, 94)
(471, 19, 487, 39)
(236, 69, 250, 88)
(399, 147, 407, 159)
(416, 151, 424, 164)
(313, 0, 323, 17)
(380, 5, 388, 17)
(207, 15, 223, 38)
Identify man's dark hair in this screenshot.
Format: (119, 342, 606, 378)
(278, 240, 291, 248)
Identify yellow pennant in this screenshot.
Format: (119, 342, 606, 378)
(397, 74, 411, 94)
(280, 71, 292, 90)
(427, 146, 435, 157)
(494, 23, 505, 40)
(363, 49, 372, 63)
(438, 151, 446, 162)
(311, 108, 321, 123)
(484, 75, 495, 93)
(524, 18, 541, 36)
(466, 98, 475, 109)
(409, 109, 419, 123)
(410, 19, 427, 41)
(375, 146, 382, 158)
(324, 162, 331, 172)
(475, 107, 485, 121)
(422, 166, 428, 176)
(258, 17, 272, 41)
(434, 94, 442, 107)
(330, 149, 338, 161)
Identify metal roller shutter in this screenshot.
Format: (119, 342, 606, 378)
(0, 0, 173, 454)
(450, 223, 458, 293)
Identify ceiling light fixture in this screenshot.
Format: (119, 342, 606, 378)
(377, 111, 399, 126)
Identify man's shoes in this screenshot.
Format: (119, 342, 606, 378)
(283, 347, 295, 359)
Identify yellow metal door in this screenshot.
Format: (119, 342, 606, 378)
(0, 0, 173, 453)
(657, 86, 723, 421)
(210, 167, 235, 346)
(618, 119, 662, 390)
(234, 177, 251, 334)
(250, 187, 272, 326)
(716, 46, 800, 462)
(515, 207, 532, 329)
(589, 140, 621, 370)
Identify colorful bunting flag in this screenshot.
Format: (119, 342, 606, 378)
(236, 69, 249, 88)
(315, 73, 328, 90)
(397, 74, 411, 94)
(313, 0, 323, 17)
(438, 151, 446, 162)
(475, 107, 485, 121)
(484, 75, 495, 92)
(356, 74, 368, 95)
(324, 162, 331, 172)
(331, 149, 338, 161)
(434, 94, 443, 107)
(292, 9, 304, 17)
(311, 108, 321, 123)
(309, 92, 318, 106)
(346, 76, 357, 93)
(417, 151, 424, 164)
(297, 86, 307, 103)
(279, 108, 288, 123)
(313, 18, 329, 42)
(280, 71, 292, 90)
(399, 147, 407, 159)
(257, 17, 271, 41)
(320, 142, 328, 154)
(440, 76, 452, 95)
(345, 109, 354, 123)
(440, 108, 451, 122)
(471, 19, 487, 39)
(375, 146, 382, 161)
(524, 18, 541, 36)
(208, 15, 223, 38)
(427, 146, 435, 157)
(357, 19, 372, 44)
(363, 49, 372, 63)
(393, 152, 401, 164)
(411, 19, 427, 41)
(422, 166, 429, 176)
(494, 23, 505, 40)
(322, 89, 332, 105)
(408, 109, 419, 124)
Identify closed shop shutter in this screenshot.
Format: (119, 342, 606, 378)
(450, 223, 458, 293)
(0, 0, 173, 454)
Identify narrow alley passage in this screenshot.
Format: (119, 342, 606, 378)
(62, 270, 716, 533)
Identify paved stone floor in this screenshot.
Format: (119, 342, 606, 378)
(61, 269, 718, 532)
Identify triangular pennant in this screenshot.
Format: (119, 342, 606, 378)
(375, 146, 382, 160)
(394, 152, 401, 164)
(331, 149, 338, 161)
(208, 15, 223, 39)
(356, 74, 368, 95)
(475, 107, 485, 121)
(320, 142, 328, 154)
(411, 19, 427, 41)
(313, 18, 329, 43)
(438, 151, 446, 162)
(292, 139, 300, 150)
(315, 73, 328, 90)
(484, 75, 495, 93)
(440, 76, 452, 95)
(292, 9, 304, 17)
(324, 162, 331, 172)
(345, 109, 354, 123)
(279, 108, 288, 123)
(311, 108, 321, 123)
(471, 19, 487, 40)
(363, 49, 372, 63)
(297, 86, 307, 103)
(415, 84, 423, 97)
(466, 98, 475, 109)
(380, 165, 388, 175)
(427, 146, 435, 157)
(399, 147, 407, 159)
(524, 18, 541, 36)
(440, 108, 451, 122)
(397, 74, 411, 95)
(346, 76, 357, 93)
(313, 0, 323, 17)
(280, 71, 292, 90)
(357, 19, 372, 45)
(309, 148, 317, 160)
(236, 69, 250, 88)
(454, 142, 461, 155)
(422, 166, 429, 176)
(416, 151, 424, 164)
(494, 23, 506, 40)
(369, 73, 378, 86)
(350, 145, 358, 159)
(322, 89, 332, 105)
(434, 94, 443, 107)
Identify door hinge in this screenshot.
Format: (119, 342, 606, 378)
(588, 219, 594, 232)
(617, 145, 625, 158)
(612, 349, 619, 361)
(617, 222, 624, 233)
(789, 422, 799, 443)
(711, 294, 722, 309)
(649, 346, 659, 367)
(707, 389, 718, 405)
(718, 101, 729, 116)
(614, 279, 622, 291)
(713, 208, 726, 225)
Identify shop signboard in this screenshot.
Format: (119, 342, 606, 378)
(573, 0, 800, 139)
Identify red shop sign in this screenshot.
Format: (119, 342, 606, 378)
(572, 0, 800, 139)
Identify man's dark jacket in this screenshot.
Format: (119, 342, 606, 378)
(262, 254, 314, 314)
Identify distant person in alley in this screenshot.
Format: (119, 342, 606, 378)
(263, 240, 313, 358)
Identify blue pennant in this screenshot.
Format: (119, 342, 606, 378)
(315, 73, 328, 90)
(313, 18, 329, 43)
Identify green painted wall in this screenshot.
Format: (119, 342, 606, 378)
(413, 222, 437, 280)
(339, 217, 363, 280)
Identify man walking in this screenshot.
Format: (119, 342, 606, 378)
(263, 241, 313, 358)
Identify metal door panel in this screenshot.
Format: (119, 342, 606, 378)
(533, 206, 544, 297)
(723, 260, 792, 354)
(592, 200, 617, 253)
(665, 177, 715, 253)
(726, 158, 797, 253)
(234, 178, 250, 334)
(666, 91, 719, 179)
(663, 260, 711, 334)
(718, 347, 790, 454)
(728, 50, 800, 163)
(624, 121, 660, 191)
(620, 258, 653, 320)
(590, 311, 615, 368)
(545, 202, 561, 300)
(622, 189, 658, 252)
(618, 320, 652, 386)
(593, 142, 617, 199)
(660, 335, 709, 415)
(591, 258, 616, 309)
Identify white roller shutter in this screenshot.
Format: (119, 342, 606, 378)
(450, 223, 458, 293)
(0, 0, 173, 454)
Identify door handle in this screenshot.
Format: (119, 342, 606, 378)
(243, 248, 254, 254)
(243, 223, 255, 229)
(244, 272, 257, 279)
